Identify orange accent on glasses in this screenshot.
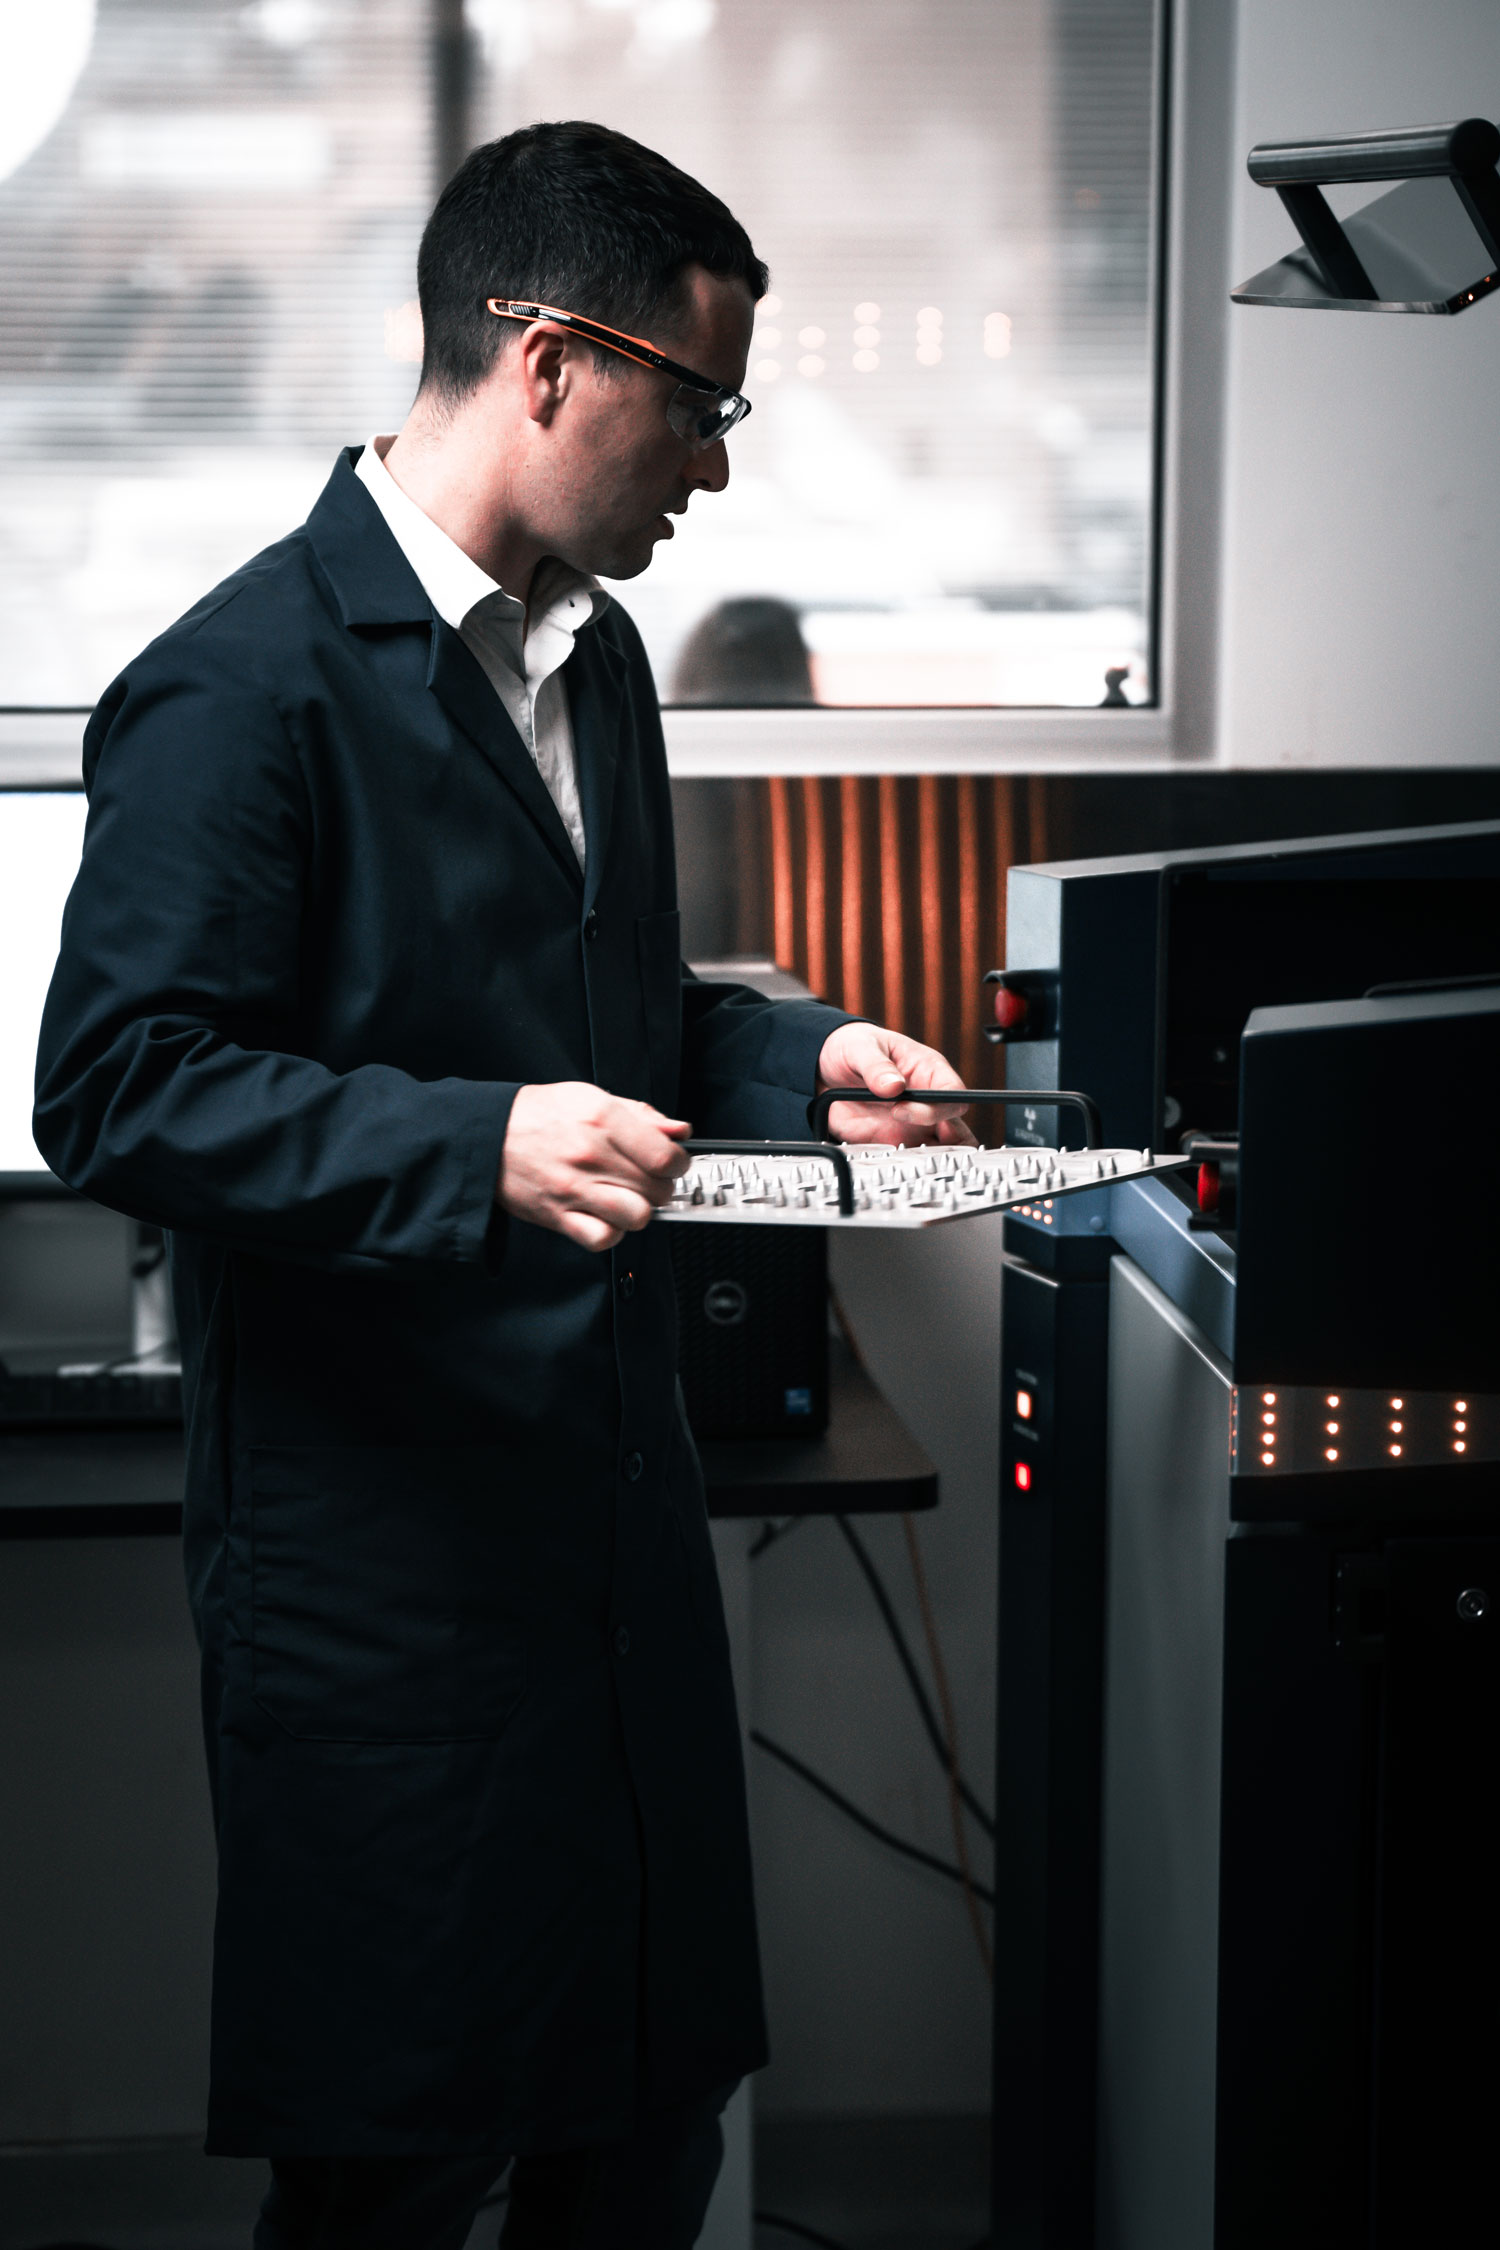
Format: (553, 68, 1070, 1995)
(484, 298, 752, 448)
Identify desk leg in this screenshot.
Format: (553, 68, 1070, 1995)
(701, 1521, 755, 2250)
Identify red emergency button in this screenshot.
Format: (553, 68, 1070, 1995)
(992, 985, 1030, 1033)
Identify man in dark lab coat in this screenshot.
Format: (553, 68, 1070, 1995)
(34, 122, 968, 2250)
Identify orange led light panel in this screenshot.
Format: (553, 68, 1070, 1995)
(1016, 1390, 1033, 1419)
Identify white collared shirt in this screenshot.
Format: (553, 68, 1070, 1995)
(354, 435, 608, 870)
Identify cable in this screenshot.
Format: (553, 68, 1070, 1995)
(901, 1510, 993, 1979)
(755, 2215, 988, 2250)
(832, 1514, 996, 1842)
(823, 1288, 996, 1844)
(749, 1515, 809, 1561)
(754, 2213, 851, 2250)
(750, 1729, 995, 1905)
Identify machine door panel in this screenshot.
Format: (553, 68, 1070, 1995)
(1375, 1538, 1500, 2246)
(1096, 1255, 1231, 2250)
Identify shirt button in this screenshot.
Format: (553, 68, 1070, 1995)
(624, 1451, 644, 1482)
(614, 1625, 631, 1657)
(584, 909, 599, 940)
(618, 1272, 636, 1299)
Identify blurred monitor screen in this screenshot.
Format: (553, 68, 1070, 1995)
(0, 790, 87, 1176)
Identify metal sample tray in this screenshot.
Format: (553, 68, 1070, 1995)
(657, 1143, 1190, 1228)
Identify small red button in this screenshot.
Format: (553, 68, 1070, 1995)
(1197, 1161, 1220, 1213)
(992, 985, 1030, 1032)
(1014, 1460, 1032, 1490)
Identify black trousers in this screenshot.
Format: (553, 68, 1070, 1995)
(252, 2082, 737, 2250)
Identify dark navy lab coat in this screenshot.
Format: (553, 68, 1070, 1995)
(34, 451, 848, 2158)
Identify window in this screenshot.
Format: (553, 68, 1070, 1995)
(0, 0, 1163, 715)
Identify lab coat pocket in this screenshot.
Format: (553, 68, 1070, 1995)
(636, 908, 683, 1114)
(249, 1443, 528, 1742)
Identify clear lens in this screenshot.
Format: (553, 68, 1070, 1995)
(667, 387, 749, 447)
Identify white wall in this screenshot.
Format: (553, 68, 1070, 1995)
(746, 1221, 1004, 2120)
(1218, 0, 1500, 766)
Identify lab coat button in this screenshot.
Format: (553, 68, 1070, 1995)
(584, 909, 599, 940)
(624, 1450, 644, 1482)
(614, 1625, 631, 1657)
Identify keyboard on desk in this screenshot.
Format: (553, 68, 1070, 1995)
(0, 1358, 183, 1429)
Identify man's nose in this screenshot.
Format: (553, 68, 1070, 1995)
(685, 438, 731, 496)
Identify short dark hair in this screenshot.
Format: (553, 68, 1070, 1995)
(416, 120, 768, 405)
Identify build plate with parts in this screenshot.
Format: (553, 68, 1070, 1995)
(656, 1144, 1190, 1228)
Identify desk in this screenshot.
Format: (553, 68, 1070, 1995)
(0, 1340, 935, 1540)
(702, 1337, 937, 1519)
(0, 1428, 182, 1538)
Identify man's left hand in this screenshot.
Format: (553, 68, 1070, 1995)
(815, 1023, 973, 1145)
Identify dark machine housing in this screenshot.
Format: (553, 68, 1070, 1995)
(989, 816, 1500, 1151)
(988, 820, 1500, 2250)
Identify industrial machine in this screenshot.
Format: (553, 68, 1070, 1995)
(988, 820, 1500, 2249)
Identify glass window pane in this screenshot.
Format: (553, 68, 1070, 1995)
(0, 0, 428, 705)
(0, 0, 1161, 713)
(476, 0, 1162, 709)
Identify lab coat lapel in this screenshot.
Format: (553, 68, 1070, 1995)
(426, 620, 583, 891)
(304, 453, 582, 890)
(568, 621, 623, 913)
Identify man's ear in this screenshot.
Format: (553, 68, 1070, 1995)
(517, 321, 573, 428)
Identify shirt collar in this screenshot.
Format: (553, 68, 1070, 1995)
(355, 435, 609, 640)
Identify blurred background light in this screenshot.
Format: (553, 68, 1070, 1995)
(0, 0, 96, 187)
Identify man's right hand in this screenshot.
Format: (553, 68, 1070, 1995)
(497, 1082, 692, 1252)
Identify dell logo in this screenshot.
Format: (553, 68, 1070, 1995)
(703, 1279, 749, 1326)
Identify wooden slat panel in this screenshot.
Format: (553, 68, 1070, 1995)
(752, 775, 1039, 1132)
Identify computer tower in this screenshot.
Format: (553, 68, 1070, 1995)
(668, 1222, 829, 1440)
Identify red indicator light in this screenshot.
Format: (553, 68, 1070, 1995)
(1263, 1392, 1276, 1405)
(1197, 1162, 1220, 1213)
(992, 985, 1029, 1032)
(1455, 1440, 1467, 1454)
(1260, 1451, 1275, 1466)
(1014, 1460, 1032, 1490)
(1016, 1389, 1033, 1419)
(1388, 1443, 1402, 1458)
(1325, 1447, 1339, 1462)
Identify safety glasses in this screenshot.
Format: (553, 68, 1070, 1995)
(485, 299, 752, 449)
